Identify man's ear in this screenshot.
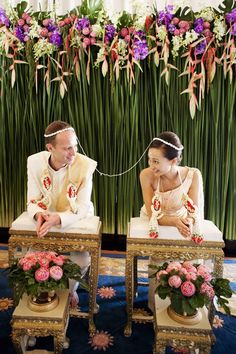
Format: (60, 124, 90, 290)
(46, 143, 53, 152)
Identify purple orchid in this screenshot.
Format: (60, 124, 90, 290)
(75, 18, 90, 31)
(105, 24, 116, 43)
(194, 17, 204, 34)
(195, 39, 206, 55)
(15, 25, 25, 42)
(231, 22, 236, 35)
(0, 8, 10, 27)
(225, 8, 236, 24)
(158, 6, 174, 26)
(49, 30, 63, 47)
(168, 24, 176, 34)
(133, 31, 148, 60)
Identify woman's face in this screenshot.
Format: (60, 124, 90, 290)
(148, 147, 173, 176)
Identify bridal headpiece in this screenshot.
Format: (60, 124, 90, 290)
(153, 137, 184, 151)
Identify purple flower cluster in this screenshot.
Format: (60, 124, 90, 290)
(168, 23, 176, 34)
(39, 18, 62, 47)
(133, 31, 148, 60)
(105, 24, 116, 43)
(14, 14, 32, 42)
(225, 8, 236, 24)
(195, 39, 206, 55)
(42, 18, 57, 32)
(75, 17, 90, 31)
(158, 5, 174, 26)
(49, 30, 63, 47)
(15, 25, 25, 42)
(194, 17, 204, 34)
(226, 8, 236, 35)
(0, 8, 10, 27)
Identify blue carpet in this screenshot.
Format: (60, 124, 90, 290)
(0, 270, 236, 353)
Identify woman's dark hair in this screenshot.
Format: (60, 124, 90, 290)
(149, 131, 183, 162)
(44, 121, 72, 145)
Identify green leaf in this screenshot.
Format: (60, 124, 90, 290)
(156, 285, 171, 299)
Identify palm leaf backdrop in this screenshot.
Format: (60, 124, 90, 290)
(0, 52, 235, 240)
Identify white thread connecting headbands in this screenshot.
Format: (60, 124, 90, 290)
(77, 136, 184, 177)
(44, 127, 74, 138)
(153, 137, 184, 151)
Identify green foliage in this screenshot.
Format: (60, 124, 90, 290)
(75, 0, 104, 23)
(217, 0, 236, 14)
(174, 6, 193, 21)
(116, 11, 136, 30)
(7, 253, 88, 305)
(16, 1, 29, 17)
(153, 261, 234, 316)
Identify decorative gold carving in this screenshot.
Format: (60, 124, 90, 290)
(8, 222, 102, 334)
(132, 308, 153, 323)
(11, 291, 70, 354)
(167, 305, 202, 325)
(125, 222, 225, 336)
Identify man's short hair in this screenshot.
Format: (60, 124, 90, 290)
(44, 121, 72, 145)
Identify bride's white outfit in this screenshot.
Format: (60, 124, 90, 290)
(140, 167, 204, 311)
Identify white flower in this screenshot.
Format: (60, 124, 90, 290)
(171, 35, 184, 57)
(131, 0, 152, 18)
(33, 39, 57, 61)
(197, 7, 215, 22)
(0, 32, 6, 54)
(213, 16, 227, 42)
(95, 47, 106, 66)
(91, 24, 103, 37)
(109, 13, 121, 28)
(0, 28, 22, 54)
(70, 36, 82, 48)
(157, 25, 167, 41)
(5, 7, 18, 22)
(134, 15, 146, 30)
(183, 30, 199, 46)
(29, 19, 40, 39)
(117, 39, 127, 57)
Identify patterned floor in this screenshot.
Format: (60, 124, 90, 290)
(99, 251, 236, 281)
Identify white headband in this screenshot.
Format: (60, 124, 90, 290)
(153, 137, 184, 151)
(44, 127, 74, 138)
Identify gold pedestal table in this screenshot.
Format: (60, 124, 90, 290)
(11, 289, 70, 354)
(8, 212, 102, 334)
(153, 296, 215, 354)
(124, 217, 224, 336)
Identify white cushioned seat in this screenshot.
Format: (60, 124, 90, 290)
(129, 217, 223, 242)
(11, 212, 100, 234)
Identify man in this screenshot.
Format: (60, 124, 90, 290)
(27, 120, 97, 307)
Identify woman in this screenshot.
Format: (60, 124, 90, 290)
(139, 131, 204, 311)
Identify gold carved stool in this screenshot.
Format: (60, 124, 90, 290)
(8, 212, 102, 334)
(11, 289, 70, 354)
(124, 217, 224, 336)
(153, 295, 215, 354)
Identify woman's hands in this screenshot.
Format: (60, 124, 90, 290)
(174, 217, 193, 238)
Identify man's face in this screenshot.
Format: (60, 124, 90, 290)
(47, 130, 78, 167)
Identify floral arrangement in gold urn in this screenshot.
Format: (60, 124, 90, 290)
(7, 251, 88, 310)
(150, 260, 233, 324)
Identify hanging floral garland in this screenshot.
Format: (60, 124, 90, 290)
(0, 0, 235, 117)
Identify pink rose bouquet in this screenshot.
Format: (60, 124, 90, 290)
(150, 260, 233, 316)
(8, 251, 88, 305)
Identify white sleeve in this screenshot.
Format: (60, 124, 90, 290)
(27, 157, 45, 219)
(58, 175, 94, 228)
